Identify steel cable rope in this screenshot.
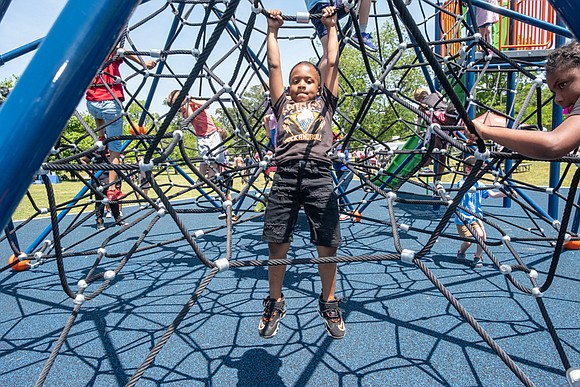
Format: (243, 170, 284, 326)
(143, 0, 241, 165)
(125, 267, 219, 387)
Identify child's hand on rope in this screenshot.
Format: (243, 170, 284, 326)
(321, 6, 337, 29)
(267, 9, 284, 30)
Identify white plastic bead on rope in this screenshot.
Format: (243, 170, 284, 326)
(528, 269, 538, 279)
(97, 247, 106, 256)
(157, 208, 166, 217)
(469, 185, 477, 193)
(250, 3, 262, 13)
(387, 192, 397, 200)
(473, 33, 482, 42)
(552, 220, 561, 229)
(400, 224, 410, 232)
(191, 48, 200, 58)
(443, 56, 450, 64)
(397, 42, 408, 50)
(40, 208, 48, 214)
(502, 235, 511, 242)
(173, 130, 183, 140)
(545, 187, 554, 194)
(194, 230, 204, 238)
(37, 166, 47, 176)
(532, 287, 543, 298)
(74, 294, 86, 305)
(102, 197, 109, 205)
(104, 270, 116, 281)
(534, 76, 544, 86)
(223, 84, 232, 93)
(149, 48, 161, 58)
(296, 11, 310, 24)
(77, 279, 88, 290)
(34, 251, 43, 260)
(494, 182, 501, 189)
(474, 149, 490, 161)
(214, 258, 230, 272)
(400, 249, 415, 264)
(140, 159, 154, 172)
(499, 265, 512, 275)
(222, 200, 233, 210)
(372, 81, 380, 90)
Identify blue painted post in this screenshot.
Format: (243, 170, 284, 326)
(0, 0, 141, 232)
(548, 0, 580, 40)
(548, 15, 569, 218)
(0, 38, 42, 66)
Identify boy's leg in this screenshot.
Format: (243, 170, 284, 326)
(316, 246, 337, 302)
(268, 242, 290, 300)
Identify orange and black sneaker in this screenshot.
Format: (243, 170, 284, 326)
(318, 295, 346, 339)
(258, 295, 286, 339)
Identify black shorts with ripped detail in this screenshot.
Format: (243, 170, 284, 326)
(262, 160, 341, 247)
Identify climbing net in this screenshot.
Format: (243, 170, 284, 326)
(1, 1, 579, 386)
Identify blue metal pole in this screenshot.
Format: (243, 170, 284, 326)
(471, 0, 573, 38)
(0, 0, 141, 232)
(0, 38, 43, 66)
(548, 0, 580, 40)
(548, 16, 569, 218)
(0, 0, 12, 26)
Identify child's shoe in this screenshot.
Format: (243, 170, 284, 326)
(472, 256, 483, 269)
(96, 218, 105, 231)
(115, 217, 128, 227)
(352, 32, 378, 52)
(455, 251, 467, 263)
(258, 295, 286, 339)
(318, 295, 346, 339)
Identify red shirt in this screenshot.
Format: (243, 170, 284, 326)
(180, 100, 218, 137)
(86, 55, 124, 102)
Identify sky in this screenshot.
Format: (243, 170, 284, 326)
(0, 1, 425, 117)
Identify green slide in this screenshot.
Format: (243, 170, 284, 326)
(372, 135, 423, 189)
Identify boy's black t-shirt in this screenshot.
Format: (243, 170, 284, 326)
(272, 86, 338, 166)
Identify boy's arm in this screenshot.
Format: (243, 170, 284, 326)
(322, 7, 339, 96)
(266, 10, 285, 106)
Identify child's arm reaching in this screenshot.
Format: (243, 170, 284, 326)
(321, 7, 339, 97)
(472, 115, 580, 159)
(266, 9, 285, 106)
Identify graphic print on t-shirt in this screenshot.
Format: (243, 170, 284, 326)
(281, 100, 325, 144)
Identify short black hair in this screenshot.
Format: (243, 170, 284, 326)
(289, 61, 321, 85)
(546, 41, 580, 75)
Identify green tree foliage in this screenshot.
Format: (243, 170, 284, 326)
(336, 22, 425, 146)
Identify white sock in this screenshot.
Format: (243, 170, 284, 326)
(359, 24, 368, 34)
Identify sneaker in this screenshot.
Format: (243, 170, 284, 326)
(258, 296, 286, 339)
(472, 256, 483, 269)
(105, 211, 112, 218)
(96, 218, 105, 231)
(318, 295, 346, 339)
(352, 32, 378, 52)
(339, 214, 350, 221)
(115, 217, 128, 227)
(566, 367, 580, 387)
(456, 251, 467, 263)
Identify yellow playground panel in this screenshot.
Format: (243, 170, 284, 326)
(439, 0, 556, 57)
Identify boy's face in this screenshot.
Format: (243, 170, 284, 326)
(288, 63, 320, 103)
(547, 67, 580, 111)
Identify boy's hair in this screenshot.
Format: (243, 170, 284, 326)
(546, 41, 580, 75)
(464, 156, 476, 169)
(289, 61, 322, 85)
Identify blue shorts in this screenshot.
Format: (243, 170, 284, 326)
(87, 99, 124, 153)
(309, 2, 348, 39)
(262, 160, 341, 247)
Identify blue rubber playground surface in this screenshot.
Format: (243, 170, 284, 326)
(1, 185, 578, 386)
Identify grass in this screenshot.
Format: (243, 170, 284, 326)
(11, 160, 575, 221)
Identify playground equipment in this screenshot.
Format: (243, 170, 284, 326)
(0, 1, 579, 386)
